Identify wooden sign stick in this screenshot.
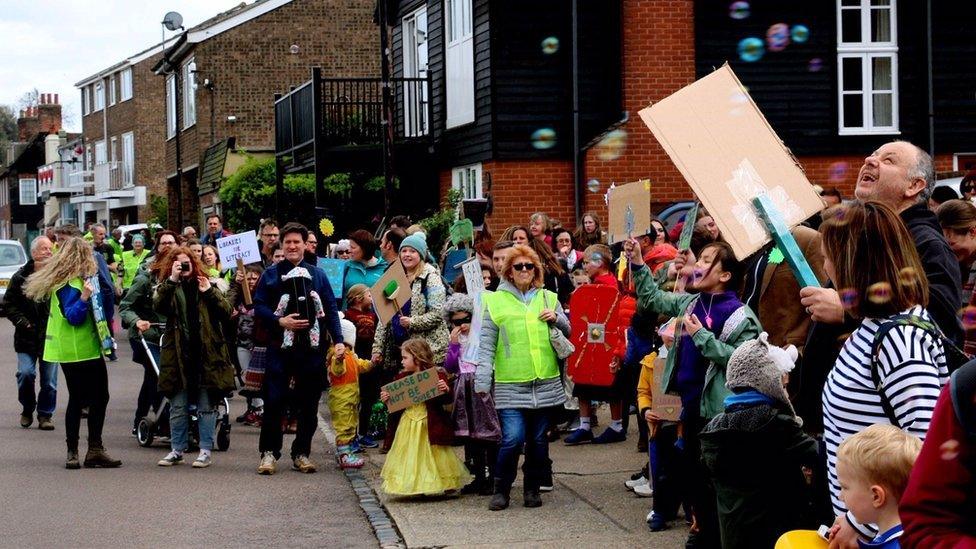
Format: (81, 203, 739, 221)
(752, 194, 821, 289)
(236, 258, 252, 305)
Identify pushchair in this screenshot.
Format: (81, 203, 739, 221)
(135, 332, 232, 451)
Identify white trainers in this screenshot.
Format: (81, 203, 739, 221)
(257, 451, 277, 475)
(192, 451, 212, 468)
(633, 483, 654, 497)
(157, 451, 183, 467)
(625, 475, 648, 489)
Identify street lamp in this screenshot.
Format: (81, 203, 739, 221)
(161, 11, 185, 229)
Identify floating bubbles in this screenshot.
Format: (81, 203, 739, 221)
(594, 129, 627, 161)
(541, 36, 560, 55)
(791, 24, 810, 44)
(828, 162, 849, 183)
(766, 23, 791, 52)
(940, 439, 960, 461)
(897, 267, 919, 288)
(737, 37, 765, 63)
(808, 58, 824, 72)
(840, 288, 859, 309)
(531, 128, 557, 150)
(728, 1, 750, 20)
(960, 306, 976, 330)
(289, 44, 300, 54)
(866, 282, 893, 304)
(587, 179, 601, 193)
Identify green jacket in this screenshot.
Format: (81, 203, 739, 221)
(633, 266, 761, 419)
(153, 278, 235, 398)
(118, 271, 165, 343)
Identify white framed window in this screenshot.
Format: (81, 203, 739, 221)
(94, 81, 105, 112)
(82, 87, 89, 116)
(166, 75, 177, 138)
(0, 181, 8, 207)
(88, 85, 94, 113)
(94, 140, 107, 165)
(444, 0, 474, 128)
(85, 145, 93, 171)
(452, 163, 482, 199)
(182, 58, 197, 129)
(108, 75, 117, 106)
(836, 0, 898, 134)
(120, 68, 133, 101)
(110, 136, 118, 162)
(122, 132, 134, 186)
(402, 7, 430, 136)
(18, 178, 37, 206)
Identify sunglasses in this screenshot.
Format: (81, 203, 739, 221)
(450, 316, 472, 326)
(512, 263, 536, 272)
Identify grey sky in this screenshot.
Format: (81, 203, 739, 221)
(0, 0, 243, 132)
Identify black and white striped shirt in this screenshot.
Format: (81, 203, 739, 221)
(822, 305, 949, 517)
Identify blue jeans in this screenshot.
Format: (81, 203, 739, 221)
(169, 389, 216, 452)
(495, 407, 551, 492)
(16, 352, 58, 417)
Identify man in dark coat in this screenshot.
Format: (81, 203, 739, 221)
(4, 236, 57, 430)
(253, 222, 344, 475)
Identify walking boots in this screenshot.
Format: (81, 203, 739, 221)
(488, 479, 510, 511)
(65, 449, 80, 470)
(84, 446, 122, 468)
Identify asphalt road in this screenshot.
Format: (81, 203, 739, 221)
(0, 320, 378, 548)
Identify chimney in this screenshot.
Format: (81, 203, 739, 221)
(36, 92, 62, 135)
(17, 107, 39, 141)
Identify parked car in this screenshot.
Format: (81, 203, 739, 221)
(0, 239, 29, 314)
(657, 200, 696, 232)
(116, 223, 163, 251)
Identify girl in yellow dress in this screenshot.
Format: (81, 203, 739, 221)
(380, 338, 471, 496)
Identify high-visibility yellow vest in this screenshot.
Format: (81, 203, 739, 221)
(43, 278, 101, 363)
(121, 249, 149, 288)
(482, 289, 560, 384)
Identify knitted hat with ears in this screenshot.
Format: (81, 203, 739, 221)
(725, 332, 799, 419)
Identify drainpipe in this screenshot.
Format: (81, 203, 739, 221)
(571, 0, 582, 223)
(102, 76, 109, 225)
(925, 0, 935, 159)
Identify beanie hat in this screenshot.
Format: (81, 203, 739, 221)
(725, 332, 799, 418)
(334, 239, 351, 253)
(399, 232, 429, 259)
(443, 292, 474, 323)
(346, 283, 369, 304)
(131, 234, 145, 245)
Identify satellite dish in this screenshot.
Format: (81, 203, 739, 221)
(162, 11, 184, 31)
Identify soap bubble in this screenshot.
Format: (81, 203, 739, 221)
(729, 1, 750, 20)
(737, 37, 764, 62)
(866, 282, 892, 304)
(960, 306, 976, 330)
(541, 36, 560, 55)
(940, 439, 960, 461)
(828, 162, 849, 183)
(594, 129, 627, 161)
(791, 25, 810, 43)
(531, 128, 557, 150)
(766, 23, 791, 52)
(808, 58, 824, 72)
(840, 288, 859, 309)
(587, 179, 601, 193)
(897, 267, 919, 288)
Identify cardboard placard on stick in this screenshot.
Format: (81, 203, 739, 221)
(216, 231, 262, 267)
(235, 259, 252, 305)
(651, 356, 682, 422)
(639, 64, 825, 260)
(607, 180, 652, 244)
(676, 202, 699, 251)
(382, 368, 443, 413)
(369, 259, 411, 325)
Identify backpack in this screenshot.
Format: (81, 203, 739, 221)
(950, 360, 976, 438)
(870, 313, 971, 427)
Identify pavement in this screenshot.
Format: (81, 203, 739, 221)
(0, 320, 377, 548)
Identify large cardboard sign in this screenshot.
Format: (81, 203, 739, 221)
(567, 285, 629, 387)
(382, 369, 444, 413)
(607, 180, 652, 244)
(216, 231, 261, 266)
(639, 64, 824, 260)
(317, 258, 347, 299)
(369, 259, 411, 325)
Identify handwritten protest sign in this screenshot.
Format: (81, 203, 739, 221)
(317, 258, 347, 299)
(460, 256, 485, 297)
(607, 180, 651, 244)
(639, 64, 824, 261)
(382, 369, 444, 413)
(651, 355, 682, 422)
(369, 259, 411, 325)
(216, 231, 261, 266)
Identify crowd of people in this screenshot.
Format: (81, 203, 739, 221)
(6, 139, 976, 548)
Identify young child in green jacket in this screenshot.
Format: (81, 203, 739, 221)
(624, 237, 761, 548)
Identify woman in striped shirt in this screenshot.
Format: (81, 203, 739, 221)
(820, 202, 949, 546)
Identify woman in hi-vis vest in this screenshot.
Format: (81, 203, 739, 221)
(25, 237, 120, 470)
(475, 244, 568, 512)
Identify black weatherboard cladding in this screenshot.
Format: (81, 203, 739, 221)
(931, 1, 976, 153)
(694, 0, 932, 157)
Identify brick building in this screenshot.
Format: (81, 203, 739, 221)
(74, 42, 170, 228)
(152, 0, 379, 230)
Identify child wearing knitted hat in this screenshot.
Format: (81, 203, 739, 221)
(699, 333, 820, 549)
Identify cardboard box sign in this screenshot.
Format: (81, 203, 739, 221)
(639, 64, 825, 260)
(607, 180, 652, 244)
(369, 259, 411, 325)
(651, 356, 682, 422)
(382, 369, 444, 413)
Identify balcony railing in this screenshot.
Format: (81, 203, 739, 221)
(68, 169, 94, 190)
(93, 161, 133, 195)
(38, 163, 69, 195)
(275, 68, 432, 170)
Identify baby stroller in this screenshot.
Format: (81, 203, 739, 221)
(135, 332, 233, 451)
